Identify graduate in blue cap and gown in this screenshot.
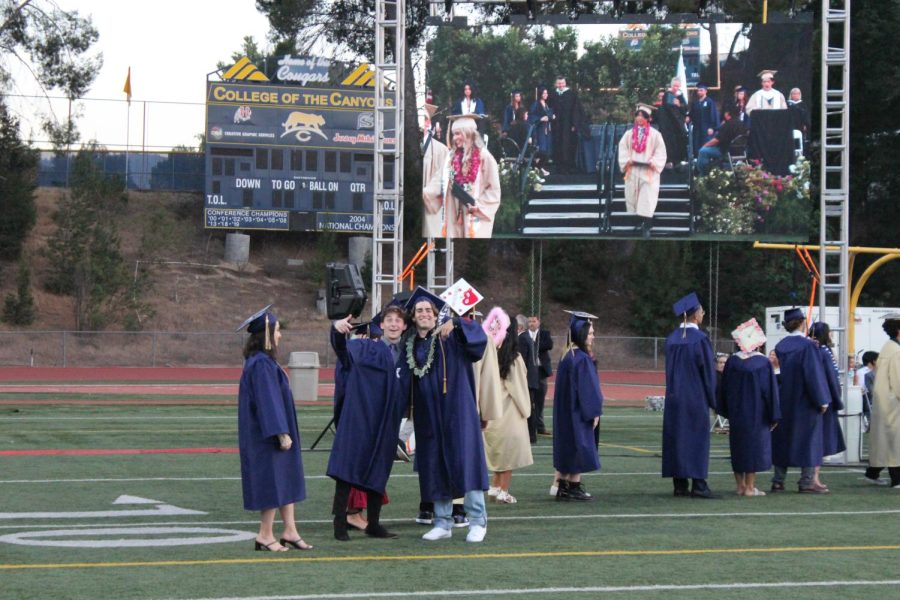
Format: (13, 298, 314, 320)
(405, 287, 491, 543)
(717, 318, 781, 497)
(662, 292, 717, 498)
(808, 321, 846, 491)
(770, 308, 831, 493)
(237, 306, 311, 552)
(327, 301, 410, 541)
(552, 311, 603, 501)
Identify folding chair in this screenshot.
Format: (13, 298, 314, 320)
(725, 133, 748, 173)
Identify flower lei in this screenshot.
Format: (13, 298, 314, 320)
(451, 147, 481, 189)
(632, 125, 649, 154)
(406, 332, 439, 377)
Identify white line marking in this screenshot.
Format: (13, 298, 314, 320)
(0, 469, 869, 485)
(0, 526, 255, 548)
(0, 503, 205, 520)
(3, 509, 897, 531)
(176, 580, 900, 599)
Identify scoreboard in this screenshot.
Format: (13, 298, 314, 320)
(204, 57, 396, 232)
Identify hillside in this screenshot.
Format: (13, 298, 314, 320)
(0, 187, 638, 367)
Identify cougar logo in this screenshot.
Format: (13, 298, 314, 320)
(281, 112, 327, 142)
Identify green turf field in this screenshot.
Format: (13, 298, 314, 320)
(1, 404, 898, 599)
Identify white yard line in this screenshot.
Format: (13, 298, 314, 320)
(176, 580, 900, 600)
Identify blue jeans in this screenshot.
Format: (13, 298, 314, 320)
(434, 490, 486, 529)
(697, 146, 723, 176)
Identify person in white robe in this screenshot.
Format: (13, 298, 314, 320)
(421, 104, 449, 238)
(746, 70, 788, 114)
(423, 115, 501, 239)
(617, 103, 667, 238)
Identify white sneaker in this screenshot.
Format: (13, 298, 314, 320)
(549, 484, 558, 497)
(863, 477, 888, 486)
(422, 527, 451, 541)
(496, 491, 517, 504)
(466, 525, 487, 542)
(487, 486, 501, 501)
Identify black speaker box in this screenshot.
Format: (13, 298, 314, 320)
(326, 263, 367, 320)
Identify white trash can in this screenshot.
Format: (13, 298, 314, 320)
(287, 351, 320, 402)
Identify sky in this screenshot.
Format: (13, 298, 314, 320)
(6, 0, 272, 151)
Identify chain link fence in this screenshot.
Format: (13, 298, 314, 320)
(0, 331, 738, 370)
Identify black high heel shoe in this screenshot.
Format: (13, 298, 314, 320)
(280, 537, 314, 550)
(254, 539, 288, 552)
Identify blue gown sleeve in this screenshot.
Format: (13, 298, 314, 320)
(251, 358, 290, 439)
(698, 336, 717, 410)
(802, 345, 831, 408)
(576, 355, 603, 422)
(451, 317, 488, 363)
(716, 357, 733, 418)
(766, 361, 781, 423)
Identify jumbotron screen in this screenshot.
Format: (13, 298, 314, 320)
(414, 16, 813, 241)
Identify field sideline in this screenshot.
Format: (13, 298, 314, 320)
(0, 369, 897, 599)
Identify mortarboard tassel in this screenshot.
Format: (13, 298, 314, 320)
(439, 338, 447, 394)
(264, 314, 272, 351)
(682, 312, 688, 338)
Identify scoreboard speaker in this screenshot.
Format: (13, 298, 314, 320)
(326, 262, 367, 320)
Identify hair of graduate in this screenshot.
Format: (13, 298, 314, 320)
(784, 317, 805, 333)
(808, 321, 833, 347)
(497, 322, 520, 380)
(555, 75, 566, 81)
(636, 108, 651, 119)
(861, 351, 879, 366)
(243, 327, 278, 360)
(381, 305, 407, 324)
(572, 321, 591, 354)
(884, 319, 900, 339)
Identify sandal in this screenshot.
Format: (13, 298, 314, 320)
(280, 537, 314, 550)
(255, 539, 288, 552)
(744, 488, 766, 497)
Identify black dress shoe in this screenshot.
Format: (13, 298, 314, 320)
(566, 481, 594, 501)
(690, 487, 714, 498)
(673, 488, 689, 497)
(333, 516, 350, 542)
(771, 482, 785, 493)
(415, 510, 434, 525)
(365, 524, 398, 539)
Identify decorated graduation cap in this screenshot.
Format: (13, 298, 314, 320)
(236, 304, 277, 350)
(731, 318, 767, 353)
(564, 309, 597, 344)
(635, 103, 656, 118)
(783, 307, 805, 323)
(757, 69, 777, 80)
(440, 278, 483, 317)
(482, 306, 510, 348)
(405, 286, 452, 325)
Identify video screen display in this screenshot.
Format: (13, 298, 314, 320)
(415, 18, 813, 240)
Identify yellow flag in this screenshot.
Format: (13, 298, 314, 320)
(123, 67, 132, 104)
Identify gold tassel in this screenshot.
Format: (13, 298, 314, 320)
(264, 314, 272, 350)
(682, 312, 687, 338)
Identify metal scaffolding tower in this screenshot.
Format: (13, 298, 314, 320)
(371, 0, 405, 313)
(818, 0, 851, 390)
(426, 237, 454, 292)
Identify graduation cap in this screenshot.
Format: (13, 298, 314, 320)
(423, 103, 438, 119)
(672, 293, 701, 318)
(405, 286, 452, 325)
(757, 70, 777, 80)
(696, 83, 709, 90)
(734, 85, 747, 93)
(731, 318, 767, 353)
(673, 293, 701, 337)
(882, 313, 900, 321)
(440, 278, 483, 317)
(635, 103, 656, 117)
(783, 307, 805, 323)
(564, 309, 597, 343)
(448, 113, 483, 128)
(236, 305, 277, 350)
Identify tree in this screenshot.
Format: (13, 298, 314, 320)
(0, 102, 36, 259)
(44, 144, 149, 330)
(2, 257, 35, 325)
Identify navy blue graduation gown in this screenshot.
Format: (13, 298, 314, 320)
(411, 319, 488, 502)
(662, 326, 716, 479)
(717, 353, 781, 473)
(552, 349, 603, 474)
(326, 330, 408, 495)
(771, 335, 831, 467)
(818, 345, 846, 456)
(238, 351, 306, 511)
